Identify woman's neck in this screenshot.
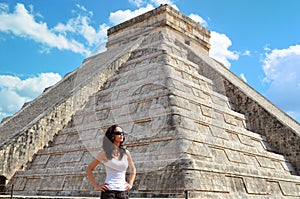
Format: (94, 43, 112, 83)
(114, 142, 120, 148)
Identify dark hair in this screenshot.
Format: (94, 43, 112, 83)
(102, 124, 126, 160)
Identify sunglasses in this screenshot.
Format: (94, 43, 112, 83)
(114, 131, 125, 135)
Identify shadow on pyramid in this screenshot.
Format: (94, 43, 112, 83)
(1, 4, 300, 198)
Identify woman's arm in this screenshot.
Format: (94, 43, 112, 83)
(126, 150, 136, 191)
(86, 151, 109, 191)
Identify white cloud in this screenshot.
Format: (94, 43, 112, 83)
(54, 22, 75, 35)
(109, 4, 155, 25)
(0, 3, 110, 56)
(262, 45, 300, 121)
(239, 73, 247, 82)
(150, 0, 178, 10)
(109, 0, 179, 26)
(75, 4, 89, 14)
(188, 13, 208, 27)
(0, 73, 62, 121)
(0, 89, 25, 114)
(242, 50, 251, 56)
(0, 3, 9, 13)
(263, 45, 300, 82)
(0, 3, 89, 55)
(209, 31, 239, 68)
(54, 15, 109, 47)
(53, 4, 109, 49)
(129, 0, 146, 7)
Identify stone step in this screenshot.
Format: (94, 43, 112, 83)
(0, 196, 99, 199)
(41, 122, 290, 173)
(192, 159, 300, 182)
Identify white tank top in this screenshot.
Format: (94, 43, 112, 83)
(103, 154, 128, 191)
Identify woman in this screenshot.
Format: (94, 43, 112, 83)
(86, 124, 136, 199)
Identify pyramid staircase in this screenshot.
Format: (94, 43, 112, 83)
(1, 4, 300, 198)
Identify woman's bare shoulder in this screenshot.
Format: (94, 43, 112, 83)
(96, 151, 108, 162)
(125, 149, 132, 156)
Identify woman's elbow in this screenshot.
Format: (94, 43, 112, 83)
(131, 166, 136, 174)
(86, 165, 93, 175)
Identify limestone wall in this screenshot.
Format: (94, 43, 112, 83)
(0, 72, 76, 181)
(107, 4, 210, 54)
(224, 80, 300, 175)
(176, 35, 300, 176)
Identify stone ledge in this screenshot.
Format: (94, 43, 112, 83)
(0, 195, 187, 199)
(0, 196, 98, 199)
(193, 159, 300, 182)
(107, 4, 210, 53)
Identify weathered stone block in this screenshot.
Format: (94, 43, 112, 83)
(243, 177, 269, 195)
(225, 149, 247, 164)
(38, 176, 65, 191)
(279, 181, 300, 196)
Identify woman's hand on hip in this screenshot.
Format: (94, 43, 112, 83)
(125, 182, 133, 191)
(96, 183, 109, 192)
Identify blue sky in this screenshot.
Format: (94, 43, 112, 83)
(0, 0, 300, 123)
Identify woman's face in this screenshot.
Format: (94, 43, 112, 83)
(113, 126, 124, 143)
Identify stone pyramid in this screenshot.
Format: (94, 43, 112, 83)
(1, 4, 300, 198)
